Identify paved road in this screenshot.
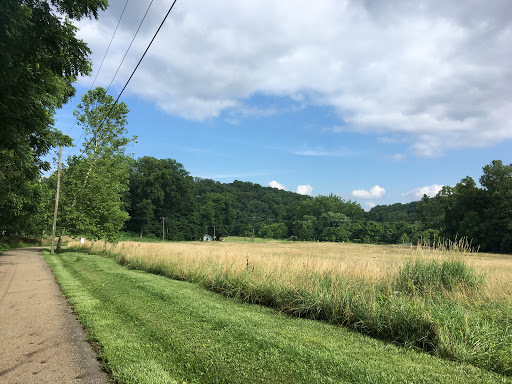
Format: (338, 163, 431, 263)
(0, 248, 108, 383)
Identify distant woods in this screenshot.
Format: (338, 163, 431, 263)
(2, 147, 512, 253)
(124, 158, 511, 254)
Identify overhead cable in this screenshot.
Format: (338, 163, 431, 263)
(76, 0, 179, 159)
(107, 0, 155, 94)
(67, 0, 129, 136)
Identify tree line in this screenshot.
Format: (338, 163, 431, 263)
(125, 159, 512, 254)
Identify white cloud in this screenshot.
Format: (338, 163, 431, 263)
(267, 180, 286, 190)
(76, 0, 512, 155)
(352, 185, 386, 199)
(293, 147, 357, 157)
(402, 184, 444, 201)
(296, 185, 313, 196)
(364, 201, 377, 211)
(391, 153, 406, 161)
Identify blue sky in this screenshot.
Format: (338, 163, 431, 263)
(50, 0, 512, 210)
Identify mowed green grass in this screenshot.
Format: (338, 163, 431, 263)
(44, 251, 510, 384)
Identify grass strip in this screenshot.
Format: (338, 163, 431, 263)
(0, 237, 41, 254)
(44, 251, 510, 384)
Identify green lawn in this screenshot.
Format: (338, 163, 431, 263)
(44, 251, 510, 384)
(222, 236, 282, 243)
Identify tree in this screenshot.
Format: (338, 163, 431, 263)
(257, 224, 273, 239)
(399, 233, 410, 244)
(367, 202, 418, 223)
(127, 157, 196, 240)
(317, 212, 349, 233)
(297, 194, 364, 220)
(365, 221, 385, 243)
(294, 215, 316, 241)
(269, 222, 288, 239)
(199, 193, 239, 239)
(319, 227, 338, 242)
(0, 149, 53, 237)
(480, 160, 512, 252)
(56, 87, 134, 244)
(416, 195, 443, 229)
(437, 177, 487, 248)
(60, 156, 130, 241)
(0, 0, 107, 235)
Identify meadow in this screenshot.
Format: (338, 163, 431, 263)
(68, 238, 512, 376)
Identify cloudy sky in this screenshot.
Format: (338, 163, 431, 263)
(53, 0, 512, 209)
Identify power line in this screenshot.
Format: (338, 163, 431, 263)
(106, 0, 155, 94)
(73, 0, 179, 160)
(90, 0, 129, 95)
(105, 0, 179, 118)
(66, 0, 129, 137)
(65, 0, 130, 160)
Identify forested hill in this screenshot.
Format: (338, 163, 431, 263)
(122, 157, 512, 253)
(123, 157, 427, 245)
(366, 202, 419, 223)
(124, 156, 312, 241)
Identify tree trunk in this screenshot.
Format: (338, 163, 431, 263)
(56, 229, 63, 252)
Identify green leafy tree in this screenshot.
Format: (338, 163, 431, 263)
(297, 194, 363, 220)
(199, 193, 239, 239)
(0, 0, 107, 235)
(480, 160, 512, 252)
(366, 202, 418, 223)
(60, 156, 130, 241)
(365, 221, 385, 243)
(437, 177, 487, 248)
(319, 227, 338, 242)
(55, 87, 134, 244)
(192, 178, 308, 237)
(317, 212, 349, 233)
(399, 233, 410, 244)
(294, 215, 317, 241)
(127, 157, 196, 240)
(269, 222, 288, 239)
(416, 195, 444, 229)
(257, 224, 273, 239)
(349, 222, 365, 243)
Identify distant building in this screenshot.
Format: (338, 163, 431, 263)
(203, 234, 213, 241)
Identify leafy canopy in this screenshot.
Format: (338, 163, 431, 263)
(57, 87, 135, 241)
(0, 0, 107, 235)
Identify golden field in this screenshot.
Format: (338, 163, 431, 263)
(69, 239, 512, 302)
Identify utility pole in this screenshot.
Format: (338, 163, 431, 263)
(161, 217, 167, 241)
(51, 145, 63, 254)
(213, 225, 216, 241)
(251, 216, 256, 242)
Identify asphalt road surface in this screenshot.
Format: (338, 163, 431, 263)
(0, 247, 108, 383)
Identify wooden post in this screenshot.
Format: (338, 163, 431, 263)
(161, 217, 167, 241)
(51, 145, 63, 254)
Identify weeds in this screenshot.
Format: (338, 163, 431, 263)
(416, 235, 480, 255)
(395, 259, 484, 296)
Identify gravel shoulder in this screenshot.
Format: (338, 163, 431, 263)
(0, 247, 109, 383)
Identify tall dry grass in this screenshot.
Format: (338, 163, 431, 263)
(70, 239, 512, 301)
